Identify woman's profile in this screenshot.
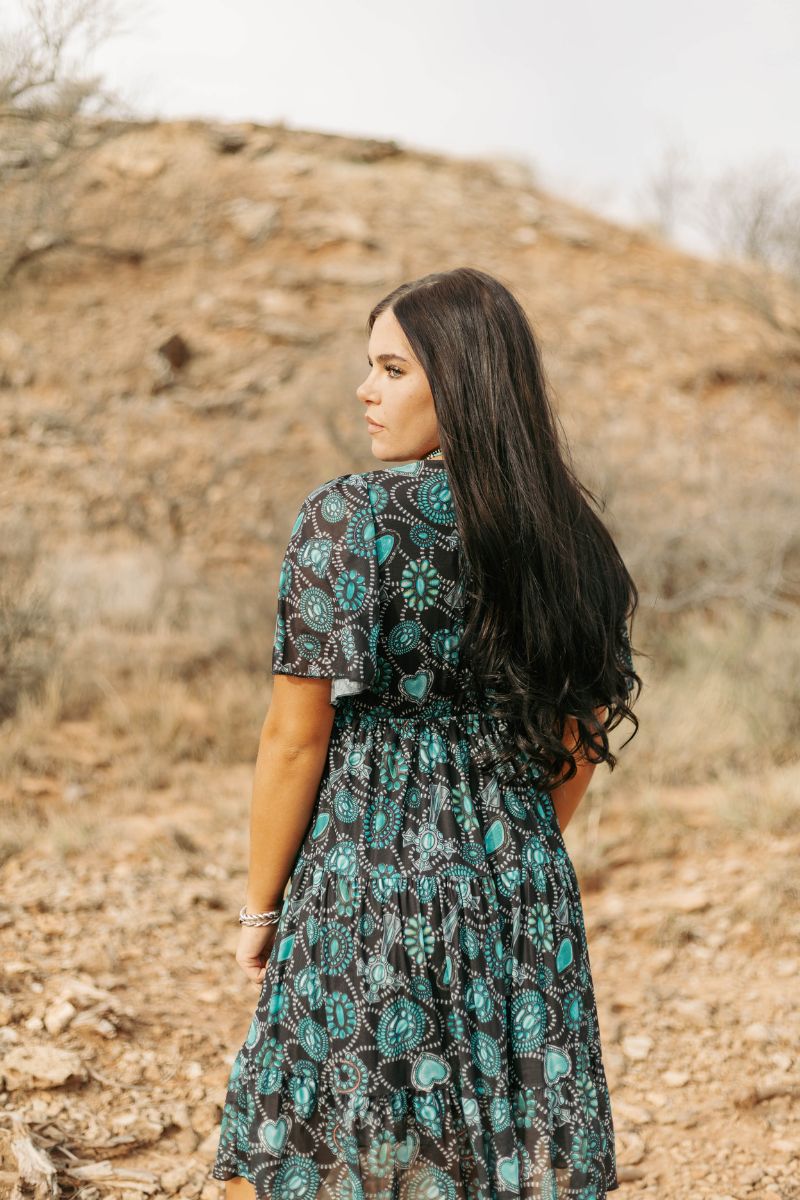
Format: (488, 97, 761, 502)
(211, 266, 640, 1200)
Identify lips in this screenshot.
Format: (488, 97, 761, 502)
(366, 418, 384, 429)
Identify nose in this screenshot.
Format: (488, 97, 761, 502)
(356, 378, 377, 405)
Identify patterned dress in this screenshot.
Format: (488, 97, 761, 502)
(211, 458, 628, 1200)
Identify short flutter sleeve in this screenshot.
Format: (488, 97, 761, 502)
(271, 475, 380, 706)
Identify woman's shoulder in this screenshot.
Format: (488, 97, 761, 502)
(300, 470, 372, 511)
(302, 463, 416, 507)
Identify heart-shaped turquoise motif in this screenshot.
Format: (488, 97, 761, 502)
(258, 1114, 290, 1156)
(544, 1045, 571, 1084)
(497, 1154, 520, 1190)
(375, 533, 396, 565)
(461, 1097, 479, 1124)
(411, 1051, 451, 1091)
(395, 1129, 419, 1167)
(401, 670, 432, 701)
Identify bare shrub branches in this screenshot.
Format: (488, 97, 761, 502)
(0, 0, 137, 287)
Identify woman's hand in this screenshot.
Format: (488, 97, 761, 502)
(235, 923, 280, 985)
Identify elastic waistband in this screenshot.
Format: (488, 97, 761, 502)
(334, 695, 509, 726)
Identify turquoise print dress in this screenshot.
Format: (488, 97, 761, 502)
(211, 458, 630, 1200)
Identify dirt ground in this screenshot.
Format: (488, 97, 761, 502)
(1, 756, 797, 1200)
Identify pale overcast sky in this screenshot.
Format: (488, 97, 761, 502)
(8, 0, 799, 257)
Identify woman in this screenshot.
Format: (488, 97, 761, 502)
(211, 267, 640, 1200)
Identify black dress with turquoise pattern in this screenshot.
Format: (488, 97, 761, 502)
(211, 458, 629, 1200)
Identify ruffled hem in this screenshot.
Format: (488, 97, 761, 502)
(210, 1057, 618, 1200)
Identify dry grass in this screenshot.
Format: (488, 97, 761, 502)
(2, 484, 800, 870)
(722, 761, 800, 836)
(614, 606, 800, 787)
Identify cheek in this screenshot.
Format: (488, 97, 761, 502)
(404, 380, 433, 414)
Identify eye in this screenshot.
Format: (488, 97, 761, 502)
(386, 364, 403, 378)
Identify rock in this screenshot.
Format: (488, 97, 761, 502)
(161, 1164, 193, 1190)
(173, 1125, 200, 1153)
(256, 150, 316, 185)
(161, 1164, 193, 1191)
(248, 132, 278, 158)
(338, 137, 402, 163)
(70, 1012, 117, 1037)
(621, 1033, 653, 1060)
(663, 1069, 690, 1087)
(612, 1098, 652, 1126)
(666, 885, 711, 912)
(190, 1101, 220, 1137)
(171, 1102, 193, 1129)
(486, 156, 536, 189)
(616, 1129, 646, 1163)
(770, 1052, 792, 1071)
(769, 1135, 799, 1153)
(258, 317, 322, 345)
(4, 1043, 88, 1089)
(100, 145, 166, 180)
(198, 1127, 222, 1158)
(43, 998, 77, 1034)
(616, 1165, 647, 1183)
(542, 213, 597, 248)
(158, 333, 192, 369)
(673, 997, 713, 1023)
(208, 124, 250, 154)
(743, 1022, 772, 1043)
(53, 979, 120, 1014)
(257, 288, 305, 316)
(0, 329, 35, 387)
(0, 992, 14, 1024)
(223, 197, 281, 242)
(516, 194, 544, 223)
(323, 212, 371, 242)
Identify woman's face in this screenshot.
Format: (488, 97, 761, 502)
(356, 307, 441, 463)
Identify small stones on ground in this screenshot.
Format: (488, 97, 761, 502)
(622, 1033, 654, 1060)
(4, 1042, 87, 1088)
(664, 1069, 690, 1086)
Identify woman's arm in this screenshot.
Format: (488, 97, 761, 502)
(549, 707, 606, 834)
(244, 675, 336, 913)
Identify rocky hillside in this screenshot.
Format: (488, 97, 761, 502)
(2, 116, 797, 617)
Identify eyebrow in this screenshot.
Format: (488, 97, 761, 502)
(368, 353, 410, 364)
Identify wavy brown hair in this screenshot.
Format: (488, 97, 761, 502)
(367, 267, 641, 791)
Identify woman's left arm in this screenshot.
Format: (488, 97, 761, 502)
(244, 675, 335, 915)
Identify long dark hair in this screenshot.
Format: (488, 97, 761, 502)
(367, 267, 641, 791)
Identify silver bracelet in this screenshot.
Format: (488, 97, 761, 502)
(239, 904, 282, 927)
